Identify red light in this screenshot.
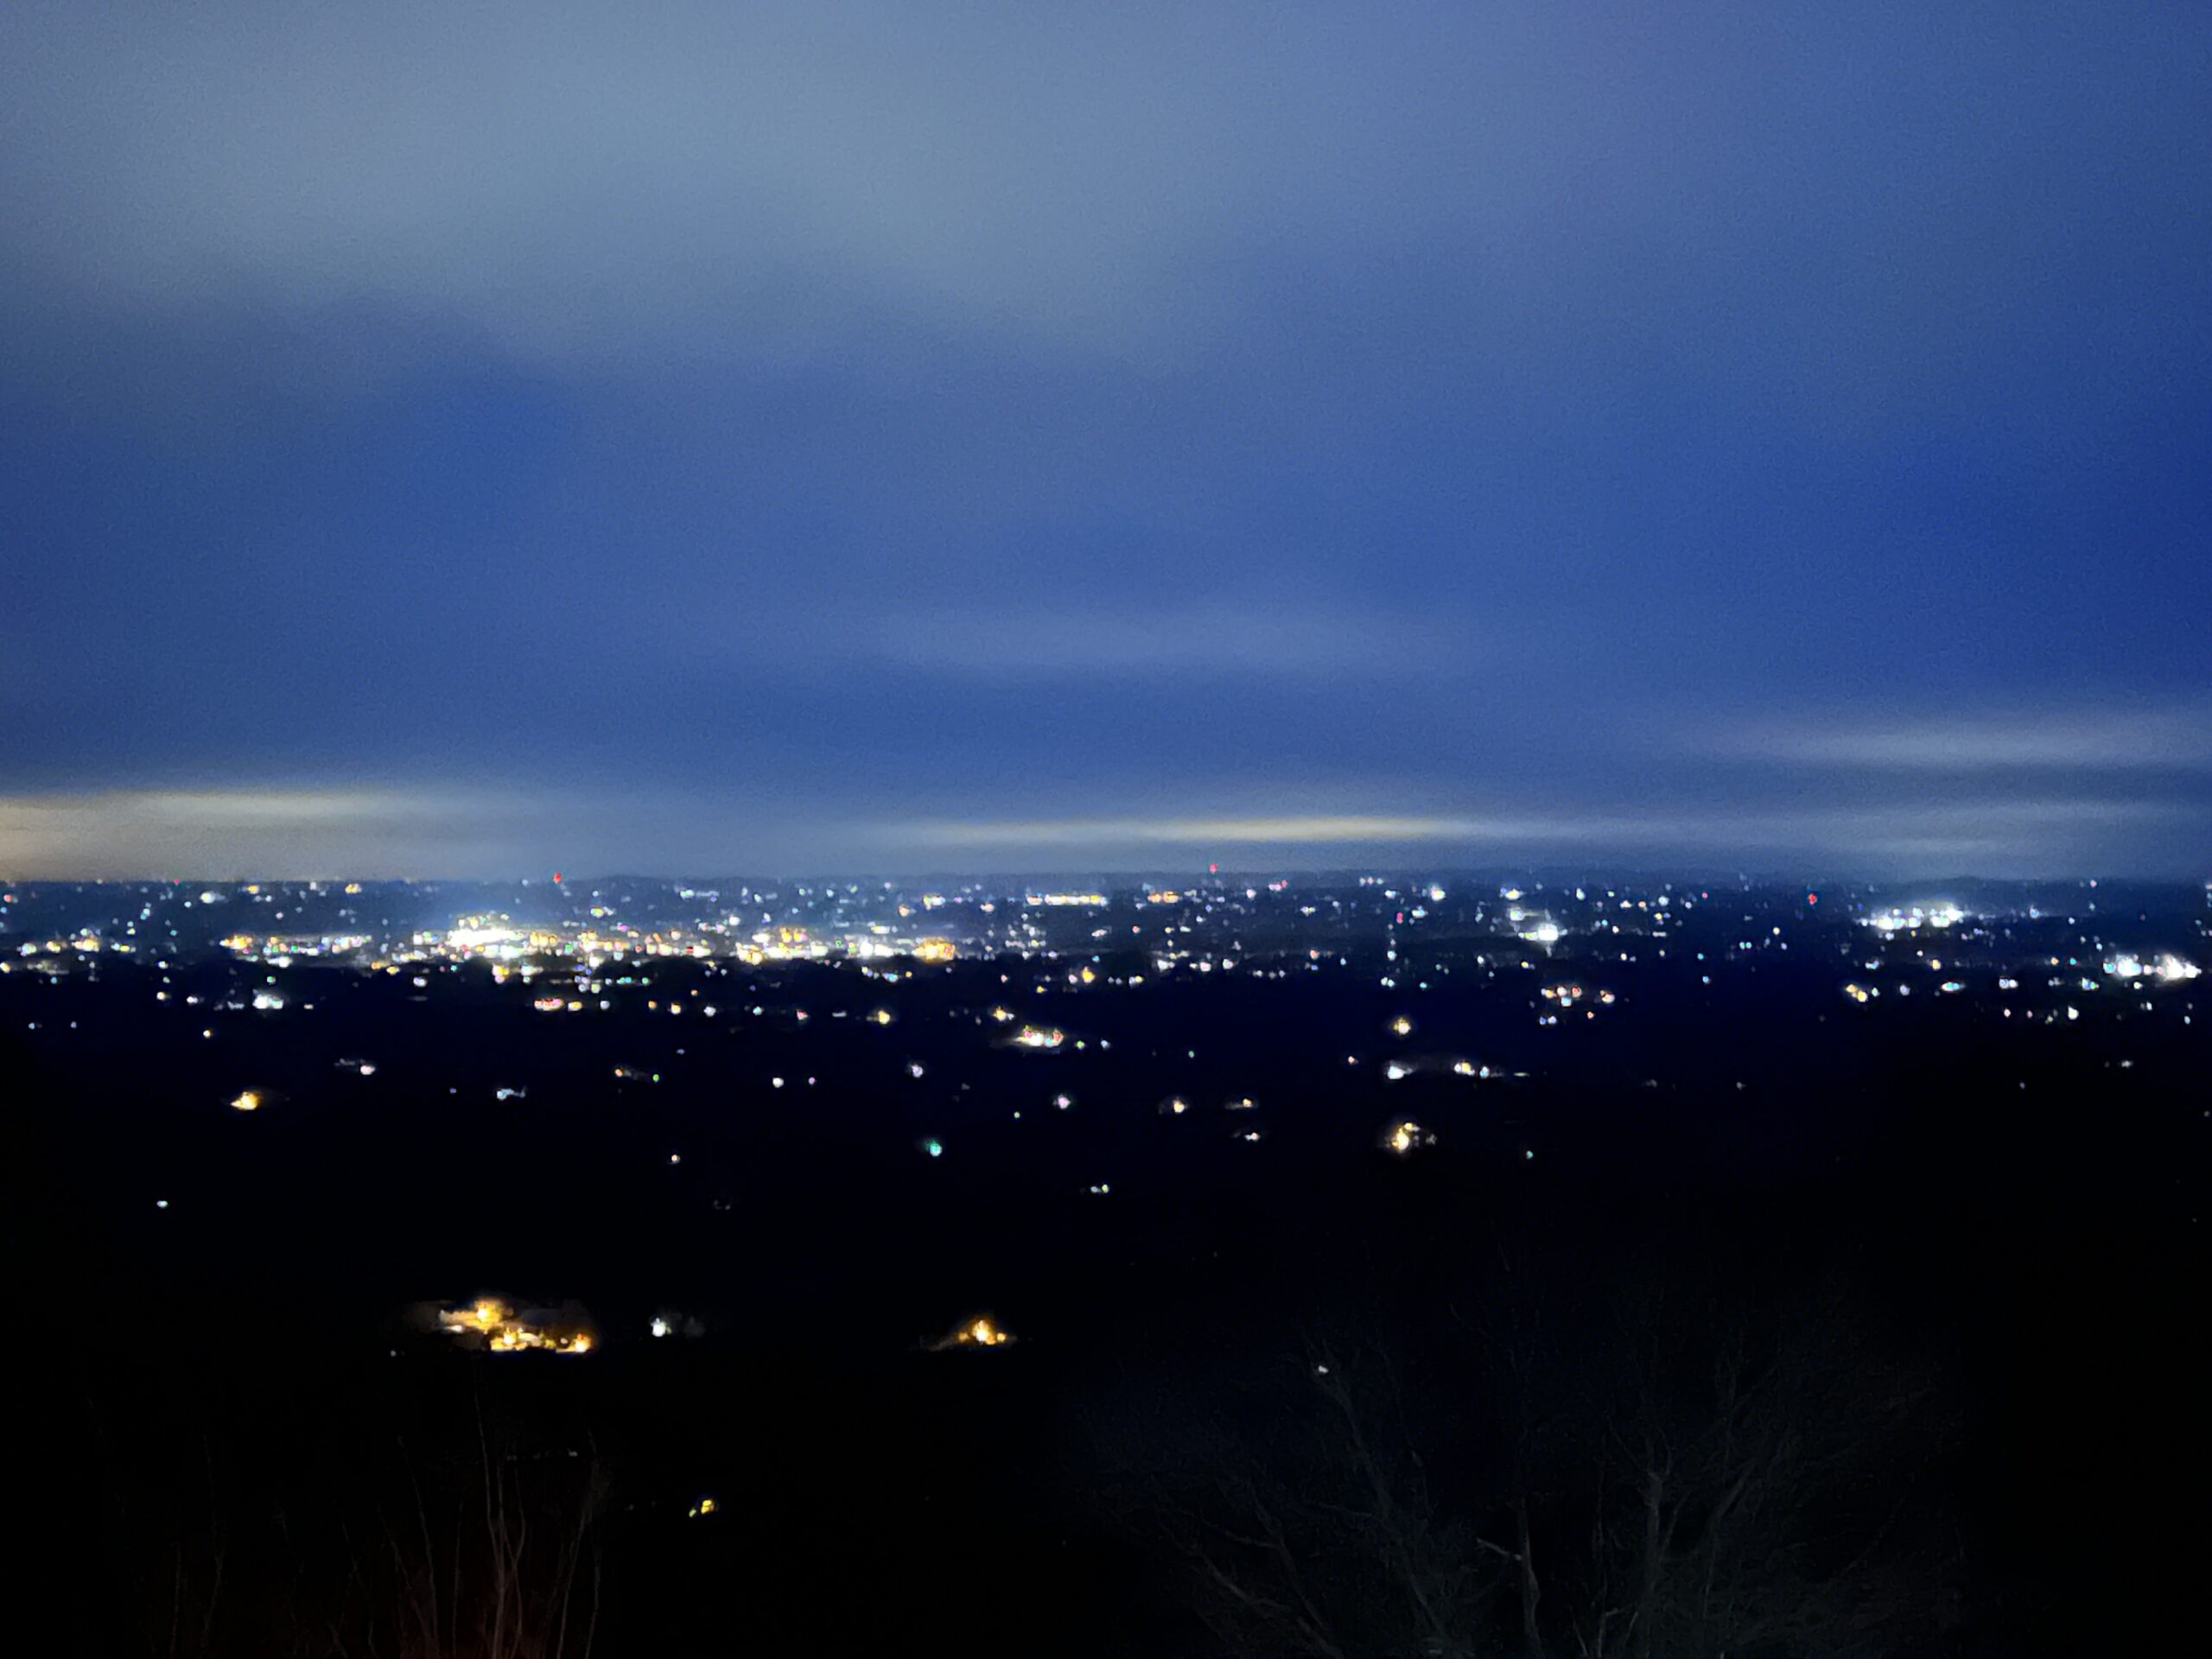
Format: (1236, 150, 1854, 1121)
(1208, 862, 1217, 874)
(553, 871, 563, 883)
(1806, 892, 1818, 905)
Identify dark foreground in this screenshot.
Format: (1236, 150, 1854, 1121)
(13, 922, 2205, 1656)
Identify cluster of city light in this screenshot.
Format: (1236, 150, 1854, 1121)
(355, 911, 975, 972)
(442, 920, 532, 955)
(2103, 953, 2200, 983)
(487, 1327, 592, 1354)
(1010, 1024, 1065, 1050)
(17, 935, 131, 955)
(1541, 983, 1616, 1007)
(1382, 1118, 1434, 1156)
(1865, 903, 1966, 934)
(435, 1298, 593, 1356)
(222, 931, 372, 959)
(935, 1315, 1014, 1351)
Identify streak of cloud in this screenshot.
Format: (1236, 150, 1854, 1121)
(902, 815, 1502, 848)
(881, 795, 2202, 874)
(0, 787, 505, 879)
(1, 780, 2196, 880)
(1713, 705, 2212, 772)
(865, 604, 1465, 677)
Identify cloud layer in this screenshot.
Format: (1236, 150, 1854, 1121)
(1715, 705, 2212, 772)
(1, 5, 2207, 877)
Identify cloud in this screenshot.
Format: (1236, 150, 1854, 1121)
(1, 7, 2207, 884)
(0, 786, 514, 879)
(901, 815, 1498, 848)
(1, 779, 2195, 880)
(861, 603, 1465, 677)
(0, 4, 1485, 372)
(880, 795, 2201, 874)
(1713, 705, 2212, 772)
(6, 1, 2205, 410)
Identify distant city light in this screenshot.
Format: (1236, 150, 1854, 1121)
(1866, 902, 1966, 934)
(1383, 1119, 1433, 1155)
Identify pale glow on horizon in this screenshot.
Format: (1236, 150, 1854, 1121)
(0, 785, 504, 879)
(903, 814, 1502, 847)
(1716, 703, 2212, 771)
(2, 779, 2198, 881)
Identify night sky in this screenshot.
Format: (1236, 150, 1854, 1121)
(3, 3, 2207, 878)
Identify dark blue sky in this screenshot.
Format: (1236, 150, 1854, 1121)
(3, 3, 2207, 877)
